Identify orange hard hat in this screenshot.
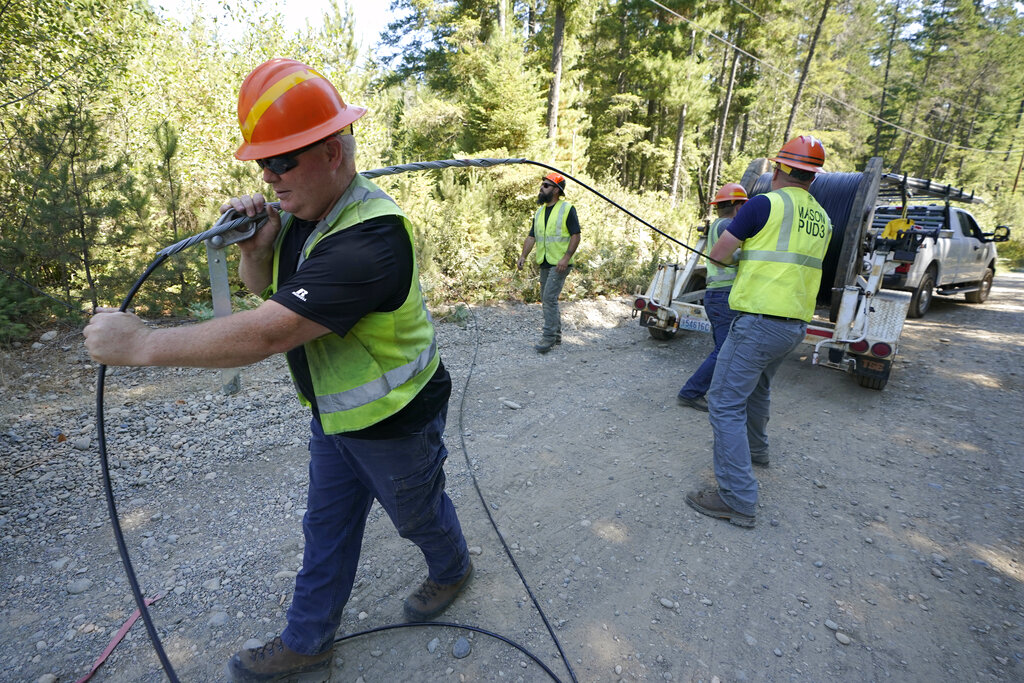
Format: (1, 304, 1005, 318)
(235, 58, 367, 160)
(769, 135, 826, 174)
(543, 171, 566, 194)
(710, 182, 748, 205)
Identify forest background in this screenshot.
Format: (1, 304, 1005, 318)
(2, 0, 1024, 343)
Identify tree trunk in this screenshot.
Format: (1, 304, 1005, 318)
(874, 0, 902, 158)
(934, 89, 976, 179)
(638, 97, 659, 189)
(956, 107, 980, 181)
(782, 0, 831, 144)
(739, 112, 749, 154)
(668, 29, 697, 206)
(918, 106, 950, 178)
(669, 102, 688, 206)
(546, 1, 566, 145)
(497, 0, 505, 35)
(710, 26, 742, 195)
(707, 25, 732, 191)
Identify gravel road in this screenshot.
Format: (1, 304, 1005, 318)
(1, 271, 1022, 682)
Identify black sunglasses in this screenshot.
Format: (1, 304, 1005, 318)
(255, 138, 328, 175)
(541, 182, 556, 189)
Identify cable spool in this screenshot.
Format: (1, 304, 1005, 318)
(745, 158, 882, 313)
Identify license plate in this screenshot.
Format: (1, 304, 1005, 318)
(860, 359, 884, 372)
(679, 318, 712, 333)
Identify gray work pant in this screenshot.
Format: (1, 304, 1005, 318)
(539, 265, 570, 342)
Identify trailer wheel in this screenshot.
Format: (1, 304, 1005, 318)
(907, 265, 936, 318)
(683, 273, 707, 306)
(648, 327, 676, 340)
(964, 268, 993, 303)
(856, 372, 888, 390)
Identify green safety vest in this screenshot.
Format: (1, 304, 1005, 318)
(270, 175, 440, 434)
(533, 199, 576, 265)
(705, 217, 737, 290)
(728, 187, 832, 322)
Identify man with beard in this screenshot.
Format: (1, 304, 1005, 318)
(516, 172, 582, 353)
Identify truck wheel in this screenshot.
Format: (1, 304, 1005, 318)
(648, 327, 676, 340)
(907, 266, 935, 318)
(965, 268, 993, 303)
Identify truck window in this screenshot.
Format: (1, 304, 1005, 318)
(956, 211, 982, 239)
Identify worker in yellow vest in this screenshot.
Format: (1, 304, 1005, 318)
(84, 58, 472, 682)
(685, 136, 832, 529)
(516, 172, 582, 353)
(677, 183, 747, 412)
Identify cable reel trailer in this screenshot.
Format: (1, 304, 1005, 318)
(632, 156, 923, 391)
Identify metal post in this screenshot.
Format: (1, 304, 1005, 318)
(205, 243, 241, 395)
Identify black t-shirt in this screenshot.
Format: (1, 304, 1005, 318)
(270, 214, 451, 439)
(528, 204, 581, 267)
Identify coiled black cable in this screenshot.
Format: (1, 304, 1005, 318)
(96, 230, 573, 682)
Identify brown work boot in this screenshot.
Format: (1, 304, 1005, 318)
(226, 636, 333, 682)
(685, 489, 756, 528)
(404, 561, 474, 621)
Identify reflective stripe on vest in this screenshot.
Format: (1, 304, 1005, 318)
(315, 336, 438, 414)
(705, 217, 737, 289)
(533, 199, 575, 265)
(271, 175, 440, 433)
(728, 187, 832, 322)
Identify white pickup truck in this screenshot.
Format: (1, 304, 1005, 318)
(871, 203, 1011, 317)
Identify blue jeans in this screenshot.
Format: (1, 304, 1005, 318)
(678, 287, 737, 399)
(707, 314, 806, 516)
(282, 407, 469, 655)
(539, 265, 570, 342)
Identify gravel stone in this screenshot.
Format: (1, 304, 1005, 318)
(452, 636, 471, 659)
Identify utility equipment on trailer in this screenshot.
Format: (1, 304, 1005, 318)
(631, 157, 932, 391)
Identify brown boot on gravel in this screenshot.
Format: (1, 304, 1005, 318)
(685, 489, 756, 528)
(404, 561, 474, 621)
(226, 635, 333, 682)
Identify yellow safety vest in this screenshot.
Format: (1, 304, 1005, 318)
(533, 199, 576, 265)
(705, 217, 737, 290)
(270, 175, 439, 433)
(728, 187, 832, 322)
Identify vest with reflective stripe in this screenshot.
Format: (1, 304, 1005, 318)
(728, 187, 832, 322)
(705, 217, 737, 289)
(533, 199, 575, 265)
(270, 174, 440, 434)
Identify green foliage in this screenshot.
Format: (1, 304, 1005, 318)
(0, 278, 35, 344)
(1, 0, 1023, 334)
(0, 276, 70, 345)
(974, 191, 1024, 270)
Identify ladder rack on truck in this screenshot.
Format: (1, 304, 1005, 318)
(630, 157, 926, 391)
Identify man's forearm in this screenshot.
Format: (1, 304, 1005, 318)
(239, 249, 274, 294)
(565, 233, 581, 259)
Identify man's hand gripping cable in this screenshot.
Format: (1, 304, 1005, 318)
(155, 202, 281, 258)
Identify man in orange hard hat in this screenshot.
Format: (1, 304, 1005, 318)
(84, 58, 472, 682)
(685, 136, 832, 528)
(676, 182, 747, 412)
(516, 171, 581, 353)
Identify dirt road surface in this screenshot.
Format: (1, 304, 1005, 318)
(2, 272, 1022, 682)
